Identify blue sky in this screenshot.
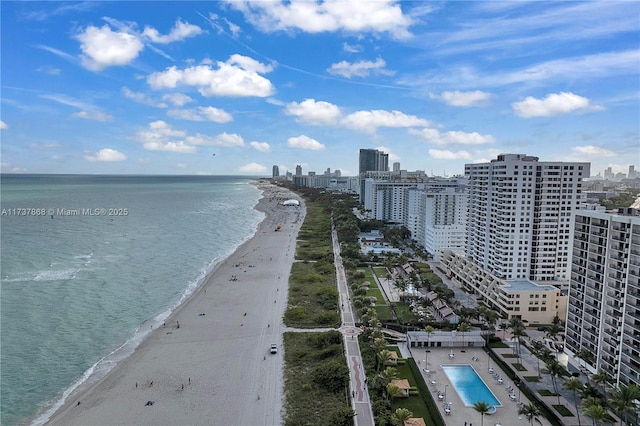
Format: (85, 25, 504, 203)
(1, 1, 638, 176)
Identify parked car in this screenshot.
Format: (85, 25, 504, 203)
(270, 344, 278, 354)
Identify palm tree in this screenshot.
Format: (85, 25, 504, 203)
(563, 377, 583, 426)
(473, 401, 492, 426)
(511, 325, 528, 365)
(518, 403, 543, 425)
(484, 309, 499, 341)
(530, 340, 545, 377)
(546, 359, 564, 405)
(458, 322, 470, 349)
(377, 349, 393, 370)
(386, 382, 402, 401)
(577, 348, 595, 380)
(610, 384, 640, 426)
(391, 408, 413, 426)
(590, 370, 611, 400)
(583, 402, 608, 426)
(424, 325, 434, 368)
(499, 322, 508, 340)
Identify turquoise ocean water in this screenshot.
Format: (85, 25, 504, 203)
(0, 175, 264, 425)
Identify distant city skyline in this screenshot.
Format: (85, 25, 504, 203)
(2, 1, 638, 176)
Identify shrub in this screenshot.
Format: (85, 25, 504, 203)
(285, 306, 308, 322)
(311, 360, 349, 394)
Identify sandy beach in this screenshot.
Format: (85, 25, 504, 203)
(46, 181, 305, 426)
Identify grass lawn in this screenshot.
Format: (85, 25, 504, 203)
(539, 389, 559, 396)
(489, 341, 510, 348)
(392, 302, 416, 324)
(523, 376, 541, 382)
(502, 353, 519, 358)
(553, 405, 574, 416)
(388, 346, 430, 420)
(513, 363, 528, 371)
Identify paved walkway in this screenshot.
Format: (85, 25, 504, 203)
(332, 224, 375, 426)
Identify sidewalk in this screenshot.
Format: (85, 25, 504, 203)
(493, 340, 583, 426)
(332, 224, 375, 426)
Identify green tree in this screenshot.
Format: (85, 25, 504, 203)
(424, 325, 434, 368)
(590, 370, 611, 400)
(473, 401, 492, 426)
(546, 359, 564, 405)
(511, 325, 528, 365)
(377, 349, 393, 369)
(577, 348, 595, 379)
(583, 402, 608, 426)
(518, 403, 543, 425)
(386, 383, 402, 401)
(530, 340, 545, 378)
(610, 383, 640, 426)
(458, 322, 470, 348)
(562, 377, 583, 426)
(391, 408, 414, 426)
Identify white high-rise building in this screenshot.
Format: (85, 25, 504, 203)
(405, 178, 468, 255)
(565, 208, 640, 387)
(465, 154, 590, 281)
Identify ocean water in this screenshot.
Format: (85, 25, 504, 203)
(0, 175, 264, 425)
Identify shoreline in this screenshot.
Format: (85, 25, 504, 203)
(44, 181, 305, 426)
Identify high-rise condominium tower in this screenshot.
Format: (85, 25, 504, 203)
(465, 154, 590, 281)
(359, 149, 388, 175)
(565, 208, 639, 387)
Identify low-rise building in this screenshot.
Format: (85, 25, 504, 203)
(440, 250, 567, 325)
(406, 329, 485, 349)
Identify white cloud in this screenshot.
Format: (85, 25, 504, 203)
(429, 149, 472, 160)
(250, 141, 271, 152)
(375, 145, 400, 162)
(162, 93, 194, 107)
(135, 120, 196, 153)
(85, 148, 127, 162)
(177, 162, 188, 169)
(341, 110, 432, 133)
(572, 145, 615, 157)
(0, 120, 7, 130)
(142, 19, 203, 44)
(410, 127, 495, 145)
(143, 141, 196, 153)
(226, 0, 413, 39)
(147, 55, 274, 97)
(29, 143, 64, 150)
(76, 24, 144, 71)
(186, 132, 245, 147)
(72, 110, 112, 121)
(287, 135, 325, 150)
(122, 87, 167, 108)
(327, 57, 393, 78)
(284, 99, 341, 125)
(433, 90, 491, 107)
(237, 162, 268, 173)
(512, 92, 602, 117)
(343, 42, 362, 53)
(167, 106, 233, 123)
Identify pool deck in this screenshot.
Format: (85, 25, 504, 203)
(407, 346, 554, 426)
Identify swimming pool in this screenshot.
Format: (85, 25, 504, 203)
(442, 364, 502, 408)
